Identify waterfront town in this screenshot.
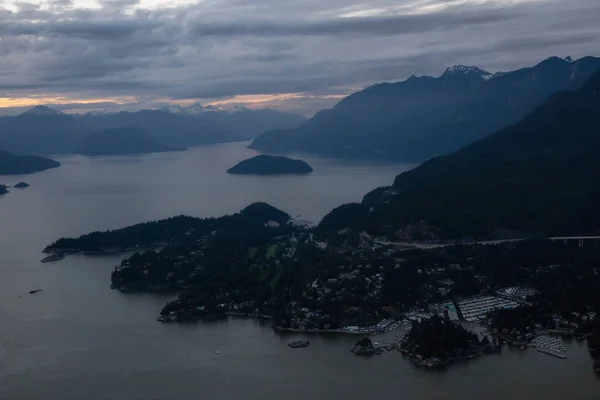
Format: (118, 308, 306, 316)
(46, 203, 600, 372)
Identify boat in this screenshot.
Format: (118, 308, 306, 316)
(288, 340, 310, 348)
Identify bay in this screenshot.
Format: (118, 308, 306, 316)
(0, 142, 597, 400)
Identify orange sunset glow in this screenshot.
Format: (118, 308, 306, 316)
(0, 96, 136, 108)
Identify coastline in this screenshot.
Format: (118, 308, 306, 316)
(273, 326, 367, 335)
(157, 314, 405, 337)
(41, 244, 166, 263)
(43, 246, 159, 255)
(157, 311, 273, 323)
(535, 347, 567, 359)
(409, 352, 483, 369)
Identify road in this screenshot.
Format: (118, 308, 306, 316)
(375, 236, 600, 250)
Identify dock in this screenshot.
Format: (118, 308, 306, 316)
(531, 335, 567, 359)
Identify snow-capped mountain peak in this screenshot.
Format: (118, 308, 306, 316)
(84, 109, 109, 116)
(229, 105, 250, 113)
(159, 103, 226, 115)
(23, 105, 64, 116)
(443, 65, 492, 78)
(159, 105, 186, 114)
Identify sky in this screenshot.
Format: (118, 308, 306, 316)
(0, 0, 599, 116)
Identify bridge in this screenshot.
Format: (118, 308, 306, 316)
(375, 236, 600, 250)
(548, 236, 600, 247)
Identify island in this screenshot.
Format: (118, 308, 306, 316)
(14, 182, 30, 188)
(288, 340, 310, 348)
(77, 126, 185, 156)
(0, 185, 7, 195)
(352, 337, 384, 355)
(0, 150, 60, 175)
(227, 155, 313, 175)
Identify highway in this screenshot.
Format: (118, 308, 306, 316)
(375, 236, 600, 250)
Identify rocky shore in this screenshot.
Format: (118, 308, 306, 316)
(274, 326, 369, 335)
(157, 311, 272, 323)
(41, 253, 65, 263)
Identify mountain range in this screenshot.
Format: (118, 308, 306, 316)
(0, 105, 306, 156)
(317, 68, 600, 239)
(160, 104, 307, 139)
(76, 126, 180, 156)
(76, 110, 241, 149)
(0, 106, 91, 155)
(250, 56, 600, 161)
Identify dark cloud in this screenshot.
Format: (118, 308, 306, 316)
(189, 8, 524, 37)
(0, 0, 598, 116)
(491, 31, 600, 53)
(0, 18, 161, 40)
(101, 0, 141, 9)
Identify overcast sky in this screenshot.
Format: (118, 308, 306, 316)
(0, 0, 599, 116)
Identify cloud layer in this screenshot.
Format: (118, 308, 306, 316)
(0, 0, 599, 115)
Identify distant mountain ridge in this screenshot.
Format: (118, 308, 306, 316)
(0, 106, 91, 155)
(158, 104, 307, 139)
(317, 68, 600, 239)
(76, 110, 242, 149)
(0, 103, 305, 156)
(158, 103, 223, 115)
(250, 56, 600, 161)
(77, 126, 180, 156)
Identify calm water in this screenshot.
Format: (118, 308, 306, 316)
(0, 143, 597, 400)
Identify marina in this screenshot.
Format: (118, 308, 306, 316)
(532, 335, 568, 359)
(457, 295, 520, 322)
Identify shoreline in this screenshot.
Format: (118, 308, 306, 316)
(157, 311, 273, 323)
(410, 352, 483, 369)
(535, 347, 567, 359)
(43, 244, 165, 256)
(157, 314, 405, 337)
(273, 326, 367, 335)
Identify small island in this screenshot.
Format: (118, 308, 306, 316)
(77, 126, 185, 156)
(0, 185, 7, 195)
(14, 182, 30, 188)
(352, 337, 384, 355)
(227, 155, 313, 175)
(0, 150, 60, 175)
(288, 340, 310, 348)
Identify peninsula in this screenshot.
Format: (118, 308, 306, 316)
(0, 150, 60, 175)
(400, 316, 498, 367)
(41, 72, 600, 373)
(227, 155, 313, 175)
(45, 204, 600, 372)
